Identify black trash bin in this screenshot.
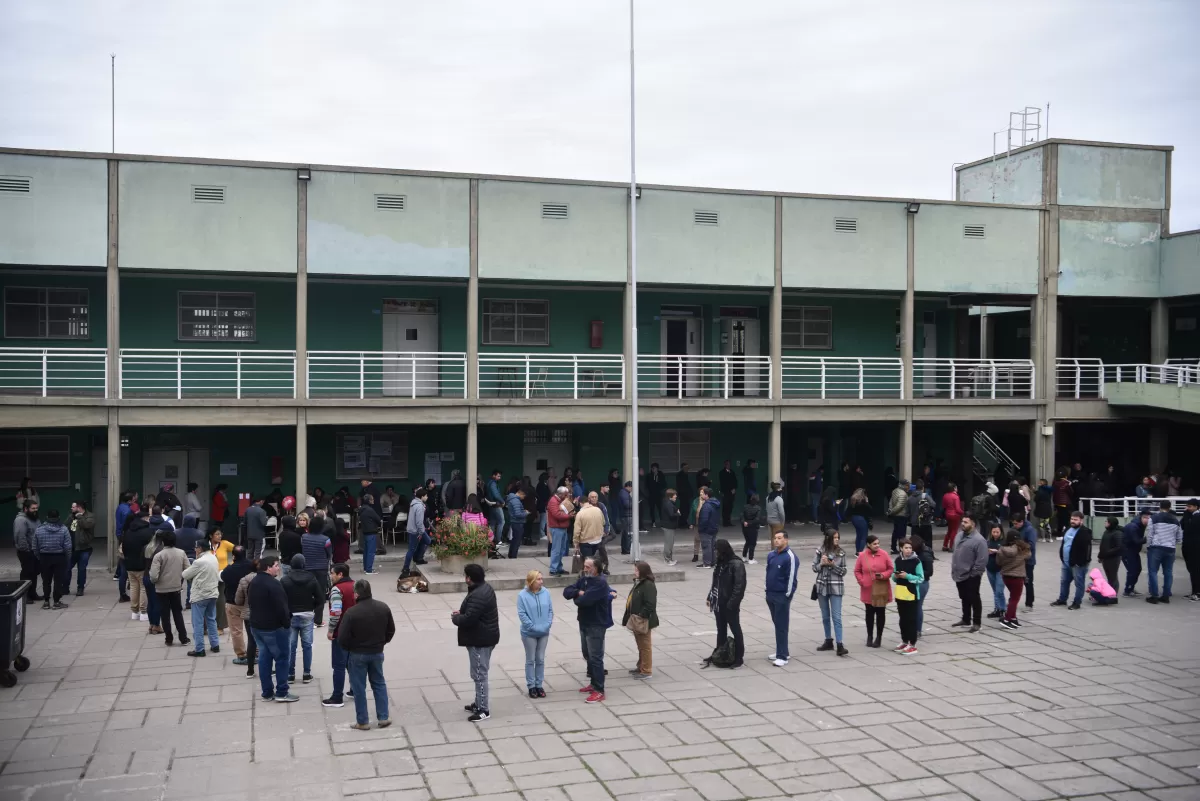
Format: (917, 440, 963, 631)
(0, 580, 32, 688)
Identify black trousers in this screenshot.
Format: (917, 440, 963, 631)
(308, 570, 330, 625)
(715, 606, 745, 664)
(956, 574, 983, 625)
(18, 550, 41, 600)
(158, 591, 188, 643)
(896, 599, 918, 645)
(721, 492, 735, 526)
(742, 526, 759, 561)
(39, 552, 67, 602)
(1054, 507, 1071, 538)
(1024, 562, 1036, 607)
(1101, 557, 1120, 593)
(865, 605, 886, 639)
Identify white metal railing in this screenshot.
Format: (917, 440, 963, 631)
(1057, 359, 1200, 399)
(119, 349, 296, 399)
(973, 429, 1020, 479)
(0, 347, 108, 397)
(912, 358, 1035, 399)
(1055, 357, 1104, 399)
(637, 355, 771, 399)
(478, 354, 624, 399)
(1079, 496, 1193, 518)
(781, 357, 902, 399)
(1104, 363, 1200, 388)
(308, 351, 466, 399)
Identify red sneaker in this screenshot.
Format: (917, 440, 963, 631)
(578, 685, 594, 693)
(585, 692, 605, 704)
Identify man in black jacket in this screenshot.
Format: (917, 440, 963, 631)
(221, 546, 255, 665)
(647, 464, 665, 528)
(443, 469, 466, 513)
(358, 498, 382, 575)
(122, 509, 155, 621)
(1183, 499, 1200, 602)
(280, 554, 323, 685)
(676, 464, 693, 528)
(718, 461, 737, 527)
(1051, 511, 1092, 610)
(452, 564, 499, 722)
(247, 556, 297, 703)
(563, 558, 616, 704)
(338, 578, 395, 730)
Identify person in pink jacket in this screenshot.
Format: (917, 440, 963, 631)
(854, 534, 894, 648)
(1087, 567, 1118, 606)
(942, 483, 964, 551)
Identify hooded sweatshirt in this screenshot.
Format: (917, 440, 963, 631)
(697, 497, 721, 536)
(407, 496, 427, 537)
(13, 512, 37, 552)
(280, 554, 323, 613)
(517, 586, 554, 638)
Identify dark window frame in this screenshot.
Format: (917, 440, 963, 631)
(0, 433, 70, 488)
(178, 290, 257, 343)
(3, 287, 90, 340)
(482, 298, 550, 346)
(781, 305, 833, 350)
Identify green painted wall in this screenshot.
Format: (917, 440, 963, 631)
(308, 280, 468, 353)
(119, 275, 296, 349)
(128, 427, 297, 501)
(1169, 304, 1200, 359)
(781, 295, 900, 358)
(637, 290, 770, 355)
(638, 421, 769, 521)
(308, 425, 467, 497)
(1, 428, 98, 540)
(478, 287, 624, 355)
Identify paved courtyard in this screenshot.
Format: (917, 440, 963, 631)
(3, 528, 1200, 801)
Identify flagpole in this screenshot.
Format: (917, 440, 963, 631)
(628, 0, 641, 561)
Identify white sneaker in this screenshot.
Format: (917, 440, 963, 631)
(131, 612, 139, 620)
(767, 653, 776, 660)
(772, 658, 788, 667)
(665, 560, 678, 566)
(139, 613, 148, 622)
(746, 559, 757, 565)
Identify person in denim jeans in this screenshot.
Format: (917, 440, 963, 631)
(322, 563, 355, 708)
(812, 529, 847, 656)
(358, 498, 381, 575)
(280, 554, 322, 683)
(563, 559, 616, 704)
(984, 523, 1007, 618)
(764, 529, 799, 666)
(1145, 501, 1183, 604)
(182, 538, 221, 656)
(401, 489, 429, 578)
(338, 578, 395, 729)
(1051, 511, 1093, 610)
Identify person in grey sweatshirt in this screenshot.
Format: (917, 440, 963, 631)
(14, 501, 41, 603)
(401, 488, 429, 578)
(950, 517, 989, 631)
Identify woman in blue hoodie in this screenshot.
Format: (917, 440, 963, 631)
(517, 570, 553, 698)
(506, 490, 529, 560)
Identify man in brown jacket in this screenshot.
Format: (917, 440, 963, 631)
(574, 493, 606, 565)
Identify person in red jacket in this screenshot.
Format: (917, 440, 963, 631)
(942, 483, 964, 551)
(853, 535, 894, 649)
(546, 487, 573, 577)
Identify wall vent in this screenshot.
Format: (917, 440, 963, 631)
(375, 194, 406, 211)
(693, 210, 719, 226)
(963, 224, 986, 239)
(834, 217, 857, 233)
(541, 202, 569, 220)
(0, 176, 32, 194)
(192, 185, 226, 203)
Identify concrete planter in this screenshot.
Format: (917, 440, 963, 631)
(437, 553, 489, 575)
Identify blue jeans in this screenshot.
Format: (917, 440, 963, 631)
(288, 612, 315, 676)
(252, 627, 290, 699)
(851, 516, 869, 554)
(403, 531, 429, 572)
(986, 567, 1006, 612)
(1057, 564, 1088, 606)
(348, 652, 388, 725)
(890, 517, 907, 552)
(331, 640, 347, 697)
(579, 625, 606, 693)
(549, 528, 568, 573)
(539, 511, 548, 539)
(488, 507, 505, 540)
(916, 580, 930, 634)
(1147, 546, 1176, 598)
(810, 493, 820, 522)
(817, 592, 843, 643)
(144, 573, 160, 626)
(522, 634, 548, 689)
(70, 549, 91, 591)
(190, 597, 218, 652)
(508, 520, 525, 559)
(765, 591, 792, 660)
(362, 534, 378, 573)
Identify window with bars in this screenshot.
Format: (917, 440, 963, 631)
(782, 306, 833, 349)
(483, 299, 549, 346)
(0, 434, 70, 487)
(178, 291, 256, 341)
(3, 287, 89, 339)
(648, 429, 710, 475)
(523, 429, 570, 445)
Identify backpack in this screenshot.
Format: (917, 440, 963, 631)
(917, 494, 935, 526)
(702, 639, 737, 669)
(969, 493, 993, 520)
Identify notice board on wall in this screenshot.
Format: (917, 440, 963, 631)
(336, 431, 409, 480)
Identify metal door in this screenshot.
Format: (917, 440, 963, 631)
(721, 317, 761, 397)
(382, 300, 439, 397)
(524, 444, 573, 485)
(660, 315, 701, 397)
(143, 450, 188, 505)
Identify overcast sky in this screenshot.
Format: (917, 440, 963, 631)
(2, 0, 1198, 228)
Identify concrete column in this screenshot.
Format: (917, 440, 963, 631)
(623, 411, 635, 485)
(979, 306, 991, 359)
(466, 408, 478, 495)
(1149, 424, 1168, 474)
(771, 197, 783, 400)
(1150, 299, 1168, 364)
(107, 408, 120, 571)
(106, 160, 119, 399)
(295, 409, 307, 499)
(900, 411, 913, 483)
(467, 179, 480, 400)
(901, 211, 915, 400)
(768, 410, 781, 485)
(295, 176, 308, 399)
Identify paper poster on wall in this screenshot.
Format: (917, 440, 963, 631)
(424, 452, 439, 461)
(371, 439, 392, 457)
(220, 463, 238, 476)
(369, 457, 381, 474)
(440, 452, 455, 461)
(344, 435, 367, 451)
(344, 451, 367, 469)
(423, 460, 443, 486)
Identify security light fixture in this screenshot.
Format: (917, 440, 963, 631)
(906, 202, 920, 214)
(297, 168, 311, 181)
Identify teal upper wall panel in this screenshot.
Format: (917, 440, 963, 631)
(119, 162, 297, 273)
(1161, 231, 1200, 298)
(957, 147, 1044, 206)
(914, 205, 1039, 294)
(635, 189, 774, 287)
(478, 181, 626, 283)
(0, 154, 108, 267)
(1059, 219, 1161, 297)
(781, 198, 906, 291)
(1057, 145, 1166, 209)
(307, 171, 468, 278)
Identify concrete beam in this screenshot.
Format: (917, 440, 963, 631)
(1050, 399, 1120, 421)
(475, 406, 626, 425)
(306, 406, 471, 426)
(1056, 206, 1166, 224)
(911, 403, 1039, 422)
(117, 407, 299, 427)
(0, 406, 109, 428)
(780, 406, 906, 423)
(638, 406, 775, 424)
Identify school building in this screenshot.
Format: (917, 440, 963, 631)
(0, 137, 1197, 550)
